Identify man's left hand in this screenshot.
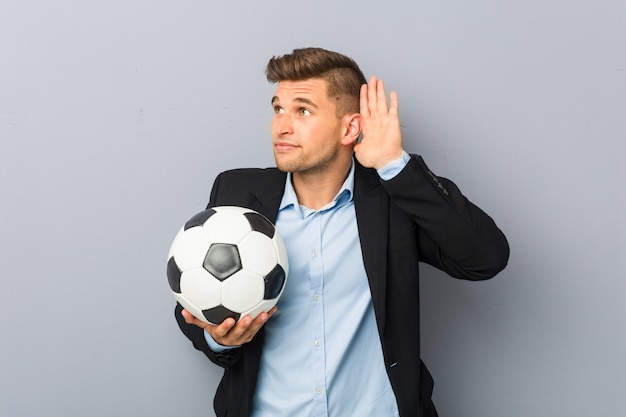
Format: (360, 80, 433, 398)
(354, 76, 404, 170)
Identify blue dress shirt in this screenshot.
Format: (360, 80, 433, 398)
(208, 153, 411, 417)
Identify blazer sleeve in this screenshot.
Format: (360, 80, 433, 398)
(174, 303, 241, 367)
(381, 154, 510, 280)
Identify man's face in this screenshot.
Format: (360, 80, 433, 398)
(271, 78, 346, 174)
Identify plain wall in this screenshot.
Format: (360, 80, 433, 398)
(1, 1, 624, 416)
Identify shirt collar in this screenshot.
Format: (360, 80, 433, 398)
(279, 160, 355, 216)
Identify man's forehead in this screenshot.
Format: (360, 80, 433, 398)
(273, 79, 329, 100)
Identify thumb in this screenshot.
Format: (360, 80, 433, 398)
(181, 309, 207, 328)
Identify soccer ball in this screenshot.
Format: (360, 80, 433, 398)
(167, 206, 289, 325)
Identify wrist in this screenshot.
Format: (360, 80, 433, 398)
(377, 150, 410, 180)
(374, 149, 404, 170)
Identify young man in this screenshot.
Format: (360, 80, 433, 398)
(175, 47, 509, 417)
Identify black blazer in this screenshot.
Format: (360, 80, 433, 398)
(175, 154, 509, 417)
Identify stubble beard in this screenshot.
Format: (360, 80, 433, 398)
(274, 147, 339, 176)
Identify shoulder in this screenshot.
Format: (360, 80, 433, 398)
(216, 167, 286, 185)
(209, 167, 287, 209)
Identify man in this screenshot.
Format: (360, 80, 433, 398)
(175, 47, 509, 417)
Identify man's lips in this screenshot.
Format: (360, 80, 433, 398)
(274, 142, 298, 152)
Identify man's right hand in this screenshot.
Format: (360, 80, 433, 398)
(181, 307, 277, 347)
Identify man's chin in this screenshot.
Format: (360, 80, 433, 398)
(276, 164, 297, 173)
(274, 156, 299, 173)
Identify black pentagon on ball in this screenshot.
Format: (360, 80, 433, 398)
(166, 257, 182, 293)
(202, 305, 241, 324)
(184, 208, 216, 230)
(204, 243, 242, 280)
(244, 212, 275, 238)
(264, 264, 286, 300)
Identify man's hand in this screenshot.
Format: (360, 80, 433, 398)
(354, 76, 404, 170)
(181, 307, 277, 347)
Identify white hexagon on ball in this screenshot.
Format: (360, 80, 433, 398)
(221, 270, 265, 312)
(180, 267, 222, 310)
(238, 232, 278, 275)
(173, 292, 206, 324)
(169, 227, 211, 271)
(202, 208, 254, 244)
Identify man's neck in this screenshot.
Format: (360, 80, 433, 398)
(291, 160, 352, 210)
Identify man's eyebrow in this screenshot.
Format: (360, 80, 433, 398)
(294, 97, 318, 108)
(270, 96, 318, 108)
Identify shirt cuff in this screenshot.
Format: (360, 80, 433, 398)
(204, 330, 239, 353)
(376, 150, 410, 180)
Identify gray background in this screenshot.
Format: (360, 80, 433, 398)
(1, 1, 625, 416)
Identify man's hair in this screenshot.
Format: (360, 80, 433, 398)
(265, 47, 367, 116)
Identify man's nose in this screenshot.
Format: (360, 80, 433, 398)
(275, 114, 293, 136)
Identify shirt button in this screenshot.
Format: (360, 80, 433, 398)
(314, 340, 321, 346)
(313, 294, 320, 301)
(311, 250, 318, 258)
(316, 387, 322, 395)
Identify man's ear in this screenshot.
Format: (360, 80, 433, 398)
(341, 113, 363, 145)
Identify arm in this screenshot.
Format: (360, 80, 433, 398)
(383, 154, 509, 279)
(357, 76, 509, 280)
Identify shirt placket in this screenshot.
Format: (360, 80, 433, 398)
(308, 210, 327, 416)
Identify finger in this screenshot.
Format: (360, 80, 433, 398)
(181, 308, 194, 323)
(376, 79, 389, 113)
(221, 315, 257, 344)
(389, 90, 399, 116)
(368, 76, 378, 113)
(235, 307, 277, 342)
(359, 83, 370, 118)
(182, 308, 207, 328)
(213, 317, 237, 338)
(241, 307, 276, 335)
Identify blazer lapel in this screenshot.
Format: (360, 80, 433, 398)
(247, 170, 287, 222)
(353, 162, 389, 333)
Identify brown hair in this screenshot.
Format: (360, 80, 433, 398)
(265, 47, 367, 116)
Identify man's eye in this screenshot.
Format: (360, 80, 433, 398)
(300, 108, 311, 116)
(274, 106, 284, 114)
